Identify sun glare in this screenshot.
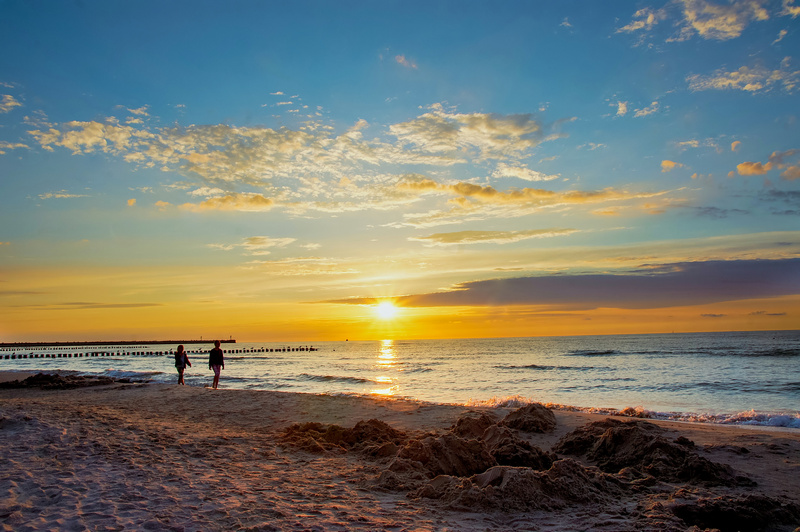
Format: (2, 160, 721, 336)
(375, 301, 398, 320)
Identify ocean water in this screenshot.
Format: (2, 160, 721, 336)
(2, 330, 799, 428)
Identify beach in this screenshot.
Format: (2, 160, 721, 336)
(1, 373, 799, 531)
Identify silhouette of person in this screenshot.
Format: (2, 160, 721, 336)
(208, 340, 224, 389)
(174, 344, 191, 385)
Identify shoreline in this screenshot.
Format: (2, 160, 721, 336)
(1, 369, 798, 430)
(1, 377, 799, 530)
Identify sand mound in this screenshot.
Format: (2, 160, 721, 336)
(413, 459, 626, 512)
(0, 372, 121, 390)
(390, 432, 496, 478)
(278, 418, 407, 455)
(501, 402, 557, 433)
(483, 424, 556, 470)
(450, 410, 499, 439)
(553, 418, 752, 486)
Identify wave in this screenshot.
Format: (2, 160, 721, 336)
(494, 364, 595, 371)
(563, 349, 621, 357)
(299, 373, 377, 385)
(464, 396, 800, 428)
(99, 369, 164, 379)
(690, 347, 800, 358)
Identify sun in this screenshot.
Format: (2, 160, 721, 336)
(375, 301, 398, 320)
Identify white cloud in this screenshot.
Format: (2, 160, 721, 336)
(492, 162, 560, 182)
(634, 101, 660, 117)
(619, 0, 790, 43)
(0, 141, 28, 154)
(784, 0, 800, 17)
(409, 228, 578, 246)
(38, 190, 90, 199)
(395, 55, 417, 69)
(617, 7, 667, 33)
(687, 57, 799, 93)
(188, 186, 226, 197)
(0, 94, 22, 113)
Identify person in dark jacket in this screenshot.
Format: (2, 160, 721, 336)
(208, 340, 224, 389)
(174, 344, 191, 385)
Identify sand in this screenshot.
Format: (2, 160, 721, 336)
(1, 372, 798, 531)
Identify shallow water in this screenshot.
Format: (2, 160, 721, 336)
(2, 330, 799, 427)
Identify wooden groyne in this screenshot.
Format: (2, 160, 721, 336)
(0, 344, 319, 360)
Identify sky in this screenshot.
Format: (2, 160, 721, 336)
(1, 0, 799, 342)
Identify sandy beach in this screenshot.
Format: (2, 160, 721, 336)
(1, 372, 799, 531)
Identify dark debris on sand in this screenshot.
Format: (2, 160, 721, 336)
(0, 372, 139, 390)
(279, 402, 800, 531)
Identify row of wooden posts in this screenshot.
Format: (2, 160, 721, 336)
(1, 346, 318, 360)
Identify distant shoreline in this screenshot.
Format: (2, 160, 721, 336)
(0, 339, 237, 348)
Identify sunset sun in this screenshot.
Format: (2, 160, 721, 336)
(375, 301, 399, 320)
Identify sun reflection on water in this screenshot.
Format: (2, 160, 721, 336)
(372, 339, 399, 396)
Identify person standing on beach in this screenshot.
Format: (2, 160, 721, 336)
(174, 345, 191, 385)
(208, 340, 224, 389)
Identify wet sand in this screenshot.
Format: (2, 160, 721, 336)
(1, 373, 798, 531)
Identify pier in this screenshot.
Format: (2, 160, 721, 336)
(0, 339, 237, 348)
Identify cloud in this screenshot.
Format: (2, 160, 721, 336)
(127, 105, 149, 116)
(179, 193, 275, 212)
(240, 236, 296, 255)
(189, 186, 226, 197)
(615, 101, 629, 116)
(661, 160, 685, 172)
(389, 103, 571, 161)
(735, 149, 800, 179)
(731, 140, 742, 151)
(0, 94, 22, 113)
(409, 228, 577, 246)
(395, 55, 417, 69)
(0, 141, 28, 154)
(619, 0, 774, 42)
(784, 0, 800, 17)
(26, 302, 163, 310)
(127, 198, 136, 207)
(397, 181, 671, 227)
(38, 190, 89, 199)
(492, 162, 560, 182)
(617, 7, 667, 33)
(634, 101, 660, 117)
(243, 256, 359, 276)
(675, 0, 770, 41)
(687, 57, 800, 93)
(341, 258, 800, 310)
(155, 200, 171, 211)
(749, 310, 787, 316)
(773, 29, 788, 43)
(737, 161, 772, 175)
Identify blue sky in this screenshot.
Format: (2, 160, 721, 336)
(1, 0, 799, 341)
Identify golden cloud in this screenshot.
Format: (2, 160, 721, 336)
(409, 228, 577, 246)
(179, 193, 275, 212)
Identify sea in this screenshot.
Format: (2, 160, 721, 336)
(2, 330, 799, 428)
